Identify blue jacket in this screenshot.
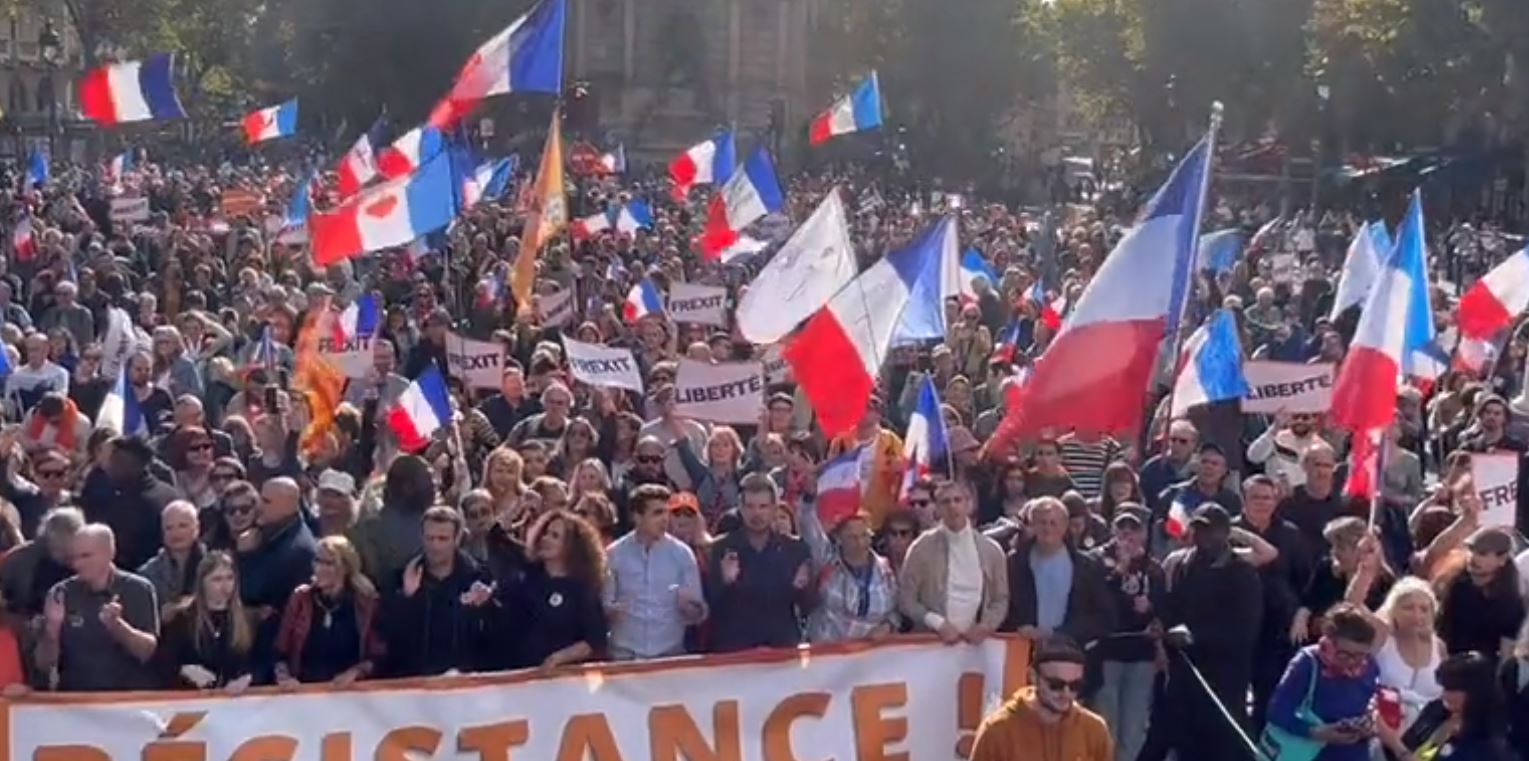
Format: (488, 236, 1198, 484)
(1267, 646, 1379, 761)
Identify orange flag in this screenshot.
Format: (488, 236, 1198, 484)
(293, 311, 347, 457)
(512, 108, 567, 309)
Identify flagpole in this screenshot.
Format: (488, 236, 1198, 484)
(1159, 102, 1223, 431)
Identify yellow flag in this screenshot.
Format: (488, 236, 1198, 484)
(513, 108, 567, 308)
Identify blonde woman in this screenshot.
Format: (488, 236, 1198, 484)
(273, 536, 384, 687)
(675, 424, 745, 525)
(155, 552, 257, 691)
(481, 446, 526, 518)
(1350, 567, 1446, 736)
(569, 457, 613, 506)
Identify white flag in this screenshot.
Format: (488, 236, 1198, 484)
(1329, 222, 1384, 320)
(736, 189, 858, 344)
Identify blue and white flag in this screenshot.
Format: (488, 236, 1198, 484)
(899, 375, 949, 499)
(96, 364, 147, 437)
(1170, 309, 1248, 416)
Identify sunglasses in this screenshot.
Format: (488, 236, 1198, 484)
(36, 468, 68, 480)
(636, 455, 664, 464)
(224, 501, 257, 515)
(1041, 676, 1086, 693)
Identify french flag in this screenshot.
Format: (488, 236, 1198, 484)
(959, 249, 998, 303)
(614, 200, 653, 235)
(1331, 190, 1431, 433)
(377, 125, 446, 181)
(105, 151, 134, 194)
(699, 147, 784, 260)
(12, 217, 37, 263)
(333, 294, 382, 345)
(669, 132, 736, 200)
(337, 118, 386, 199)
(242, 98, 299, 144)
(388, 367, 455, 452)
(786, 216, 960, 437)
(1329, 221, 1387, 320)
(96, 364, 147, 438)
(810, 72, 883, 146)
(463, 157, 517, 209)
(78, 54, 186, 126)
(599, 144, 627, 174)
(277, 170, 316, 243)
(1457, 245, 1529, 343)
(27, 150, 48, 188)
(571, 209, 613, 241)
(1028, 280, 1064, 333)
(900, 376, 949, 499)
(624, 278, 664, 323)
(1168, 309, 1248, 416)
(816, 448, 867, 530)
(310, 144, 465, 267)
(428, 0, 567, 129)
(250, 325, 279, 373)
(995, 137, 1211, 441)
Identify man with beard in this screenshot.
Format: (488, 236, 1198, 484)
(1247, 410, 1326, 489)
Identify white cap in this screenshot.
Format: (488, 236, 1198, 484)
(316, 469, 356, 496)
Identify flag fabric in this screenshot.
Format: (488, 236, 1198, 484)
(1331, 190, 1430, 433)
(994, 137, 1211, 441)
(623, 278, 664, 323)
(699, 147, 785, 260)
(283, 170, 317, 228)
(817, 448, 867, 530)
(78, 54, 186, 125)
(377, 125, 446, 181)
(96, 365, 147, 437)
(295, 312, 348, 457)
(26, 150, 48, 188)
(1199, 228, 1243, 274)
(105, 151, 134, 195)
(598, 144, 626, 174)
(613, 200, 653, 236)
(429, 0, 566, 129)
(736, 189, 858, 344)
(0, 339, 11, 379)
(1343, 429, 1386, 500)
(463, 157, 517, 208)
(1457, 246, 1529, 341)
(1329, 222, 1386, 320)
(810, 72, 884, 146)
(669, 132, 737, 200)
(785, 216, 960, 437)
(332, 293, 382, 345)
(337, 117, 386, 199)
(250, 325, 279, 373)
(1246, 216, 1285, 255)
(900, 376, 949, 499)
(571, 209, 613, 241)
(310, 143, 467, 267)
(11, 217, 36, 263)
(1169, 309, 1249, 416)
(1026, 280, 1063, 333)
(242, 98, 299, 144)
(512, 109, 567, 309)
(992, 321, 1022, 365)
(959, 250, 998, 302)
(387, 366, 455, 452)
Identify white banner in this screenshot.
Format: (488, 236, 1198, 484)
(1269, 252, 1298, 284)
(1241, 361, 1336, 414)
(563, 336, 643, 392)
(6, 638, 1030, 761)
(109, 196, 151, 224)
(537, 288, 576, 328)
(317, 334, 375, 380)
(675, 357, 765, 424)
(1471, 453, 1519, 529)
(446, 332, 507, 390)
(761, 344, 792, 385)
(668, 282, 728, 327)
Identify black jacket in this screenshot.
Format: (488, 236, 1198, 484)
(1161, 547, 1263, 678)
(1002, 539, 1116, 648)
(80, 469, 181, 571)
(382, 552, 494, 678)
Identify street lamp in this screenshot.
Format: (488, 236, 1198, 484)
(38, 19, 60, 160)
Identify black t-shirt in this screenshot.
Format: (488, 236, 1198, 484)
(299, 593, 363, 683)
(507, 566, 607, 669)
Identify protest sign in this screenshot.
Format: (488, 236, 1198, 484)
(668, 282, 728, 327)
(109, 196, 151, 224)
(761, 344, 792, 384)
(446, 332, 506, 389)
(219, 188, 264, 218)
(537, 288, 576, 328)
(7, 637, 1031, 761)
(563, 336, 643, 392)
(1471, 453, 1519, 529)
(1241, 361, 1335, 414)
(674, 358, 765, 424)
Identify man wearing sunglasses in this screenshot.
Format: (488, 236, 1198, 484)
(968, 636, 1112, 761)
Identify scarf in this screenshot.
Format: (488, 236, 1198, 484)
(1316, 636, 1369, 679)
(26, 397, 79, 452)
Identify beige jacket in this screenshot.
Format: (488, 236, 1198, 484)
(897, 525, 1009, 631)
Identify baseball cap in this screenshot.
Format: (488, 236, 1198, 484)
(1466, 526, 1513, 556)
(668, 492, 701, 514)
(316, 469, 356, 496)
(1189, 503, 1231, 531)
(1112, 504, 1150, 529)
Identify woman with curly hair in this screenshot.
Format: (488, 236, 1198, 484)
(503, 509, 608, 670)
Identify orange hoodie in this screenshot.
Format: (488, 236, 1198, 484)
(968, 687, 1113, 761)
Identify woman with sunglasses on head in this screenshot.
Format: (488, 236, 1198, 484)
(273, 536, 384, 687)
(1263, 603, 1382, 761)
(155, 552, 259, 691)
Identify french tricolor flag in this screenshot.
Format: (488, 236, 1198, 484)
(337, 118, 386, 199)
(78, 54, 186, 126)
(810, 71, 883, 146)
(428, 0, 567, 129)
(463, 157, 517, 209)
(816, 448, 867, 530)
(699, 147, 784, 261)
(311, 144, 464, 267)
(624, 278, 664, 323)
(994, 136, 1211, 441)
(1168, 309, 1248, 417)
(377, 125, 446, 181)
(959, 249, 998, 303)
(96, 364, 147, 438)
(105, 151, 134, 195)
(242, 98, 299, 144)
(900, 376, 949, 500)
(333, 294, 382, 345)
(1456, 245, 1529, 344)
(669, 132, 736, 200)
(1332, 190, 1431, 433)
(786, 216, 960, 437)
(12, 217, 37, 263)
(388, 367, 454, 452)
(599, 144, 627, 174)
(571, 209, 613, 241)
(614, 200, 653, 235)
(1028, 279, 1064, 333)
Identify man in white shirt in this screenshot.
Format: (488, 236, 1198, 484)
(897, 480, 1008, 644)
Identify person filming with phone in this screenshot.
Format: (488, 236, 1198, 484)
(1262, 602, 1381, 761)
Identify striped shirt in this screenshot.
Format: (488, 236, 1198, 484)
(1058, 437, 1123, 500)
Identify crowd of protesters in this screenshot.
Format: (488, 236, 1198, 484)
(0, 147, 1525, 761)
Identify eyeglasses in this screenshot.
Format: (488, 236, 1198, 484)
(1041, 676, 1086, 693)
(224, 501, 256, 515)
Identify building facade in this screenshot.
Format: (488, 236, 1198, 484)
(0, 5, 87, 161)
